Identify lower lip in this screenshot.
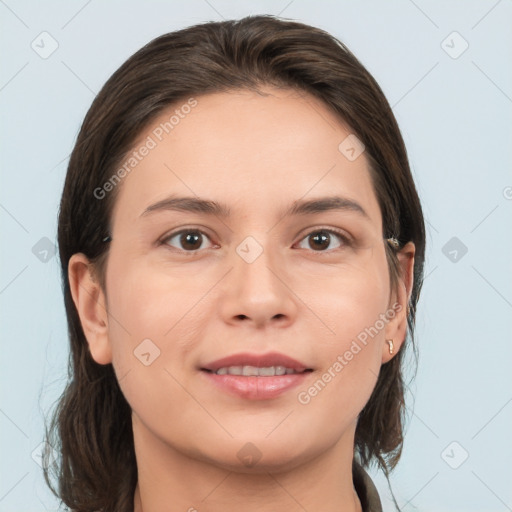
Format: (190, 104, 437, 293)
(201, 371, 310, 400)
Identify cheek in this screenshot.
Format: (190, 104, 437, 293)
(104, 256, 195, 377)
(104, 251, 228, 400)
(103, 257, 207, 426)
(305, 248, 391, 347)
(297, 251, 390, 405)
(106, 252, 207, 337)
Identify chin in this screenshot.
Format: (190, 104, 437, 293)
(193, 435, 317, 475)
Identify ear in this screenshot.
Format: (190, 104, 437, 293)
(382, 241, 415, 363)
(68, 253, 112, 365)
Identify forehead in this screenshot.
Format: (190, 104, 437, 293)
(110, 87, 382, 230)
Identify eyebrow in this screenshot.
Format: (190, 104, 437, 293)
(140, 195, 370, 220)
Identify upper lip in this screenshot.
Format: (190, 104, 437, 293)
(201, 352, 311, 372)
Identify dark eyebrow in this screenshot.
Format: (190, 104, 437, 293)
(140, 195, 232, 218)
(284, 196, 369, 220)
(140, 195, 369, 220)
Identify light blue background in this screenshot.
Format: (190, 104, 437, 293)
(1, 1, 511, 511)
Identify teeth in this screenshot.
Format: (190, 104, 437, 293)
(227, 366, 243, 375)
(215, 365, 299, 376)
(275, 366, 286, 376)
(242, 366, 259, 376)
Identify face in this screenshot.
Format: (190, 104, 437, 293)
(72, 87, 412, 473)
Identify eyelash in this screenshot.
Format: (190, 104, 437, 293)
(159, 226, 353, 255)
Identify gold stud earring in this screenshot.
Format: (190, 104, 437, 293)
(386, 237, 400, 249)
(386, 339, 394, 355)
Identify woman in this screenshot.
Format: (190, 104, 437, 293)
(44, 14, 425, 512)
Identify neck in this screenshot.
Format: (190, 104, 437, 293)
(132, 419, 362, 512)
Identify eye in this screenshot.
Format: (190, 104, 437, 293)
(161, 229, 215, 252)
(295, 228, 351, 252)
(160, 227, 351, 254)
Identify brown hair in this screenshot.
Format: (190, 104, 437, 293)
(44, 14, 425, 512)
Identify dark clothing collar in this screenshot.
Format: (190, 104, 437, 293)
(352, 461, 383, 512)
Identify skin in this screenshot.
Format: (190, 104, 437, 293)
(69, 87, 415, 512)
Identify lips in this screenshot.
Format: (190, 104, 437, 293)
(214, 366, 299, 376)
(201, 351, 312, 374)
(200, 352, 313, 400)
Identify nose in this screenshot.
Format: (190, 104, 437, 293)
(218, 241, 297, 329)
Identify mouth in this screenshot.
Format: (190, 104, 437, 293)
(199, 352, 313, 400)
(200, 351, 313, 374)
(201, 366, 313, 376)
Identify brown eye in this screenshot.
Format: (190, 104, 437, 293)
(163, 230, 213, 251)
(296, 229, 349, 252)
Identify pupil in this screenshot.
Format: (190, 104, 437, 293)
(310, 231, 329, 250)
(181, 232, 201, 250)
